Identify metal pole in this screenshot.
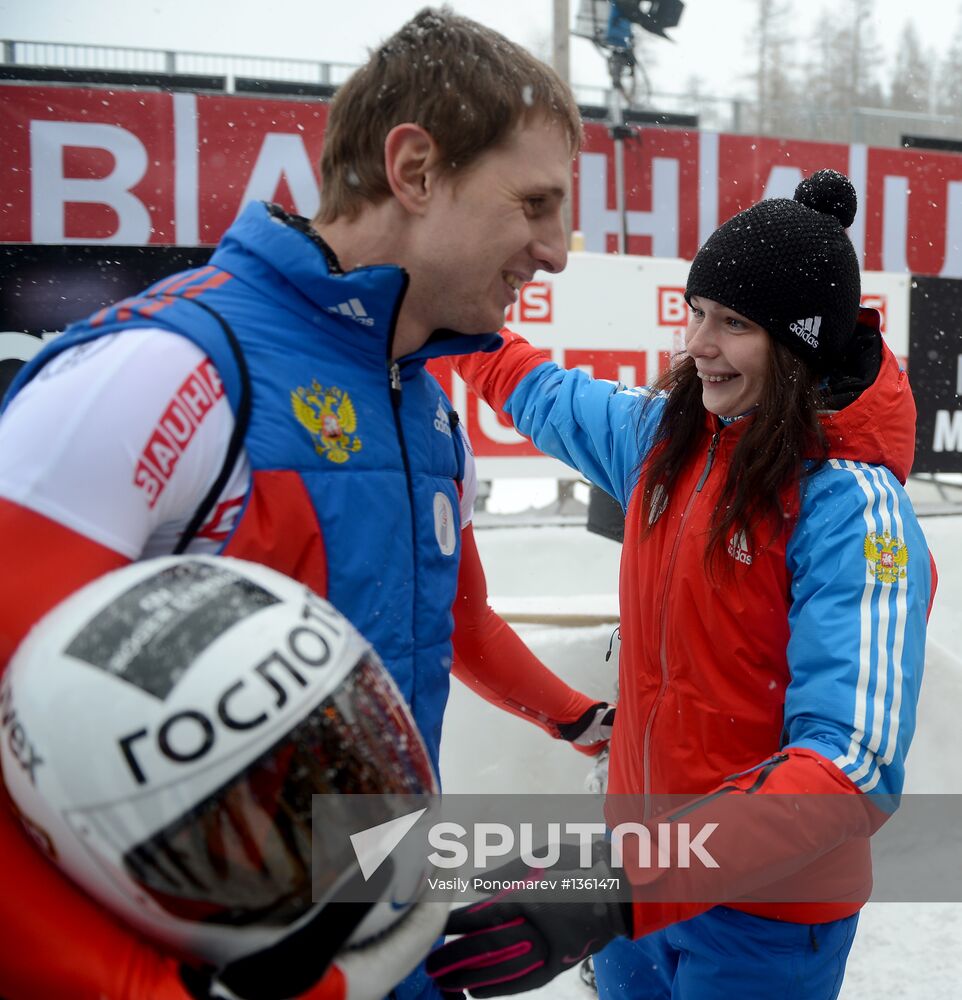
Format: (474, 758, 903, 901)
(552, 0, 574, 242)
(609, 84, 630, 255)
(613, 132, 627, 254)
(552, 0, 570, 85)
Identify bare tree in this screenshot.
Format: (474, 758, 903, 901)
(936, 4, 962, 115)
(888, 20, 934, 113)
(751, 0, 800, 136)
(797, 0, 884, 140)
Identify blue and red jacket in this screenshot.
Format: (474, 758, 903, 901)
(6, 201, 500, 767)
(453, 316, 934, 933)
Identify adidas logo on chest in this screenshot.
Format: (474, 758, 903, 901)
(727, 530, 753, 565)
(325, 297, 374, 327)
(433, 398, 453, 438)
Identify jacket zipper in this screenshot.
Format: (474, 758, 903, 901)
(662, 753, 790, 823)
(389, 360, 419, 714)
(642, 431, 720, 820)
(722, 752, 790, 784)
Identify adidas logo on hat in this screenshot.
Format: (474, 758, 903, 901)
(789, 315, 822, 349)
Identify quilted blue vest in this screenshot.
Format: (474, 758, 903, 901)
(5, 202, 501, 766)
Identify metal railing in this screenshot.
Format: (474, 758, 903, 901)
(0, 38, 358, 89)
(574, 81, 962, 148)
(4, 38, 962, 150)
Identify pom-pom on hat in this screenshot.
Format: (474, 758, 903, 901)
(685, 169, 861, 372)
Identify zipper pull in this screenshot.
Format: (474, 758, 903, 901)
(605, 625, 621, 662)
(695, 431, 719, 492)
(389, 362, 402, 406)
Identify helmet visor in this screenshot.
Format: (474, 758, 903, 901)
(118, 651, 436, 928)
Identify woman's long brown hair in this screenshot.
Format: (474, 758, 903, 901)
(638, 341, 828, 569)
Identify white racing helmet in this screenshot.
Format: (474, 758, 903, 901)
(0, 555, 439, 998)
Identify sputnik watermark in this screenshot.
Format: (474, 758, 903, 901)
(314, 792, 962, 905)
(425, 820, 719, 870)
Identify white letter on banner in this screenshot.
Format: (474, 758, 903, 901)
(762, 166, 803, 200)
(939, 181, 962, 279)
(173, 92, 199, 246)
(0, 332, 45, 364)
(847, 144, 868, 266)
(239, 133, 320, 219)
(579, 152, 614, 252)
(933, 410, 962, 453)
(578, 152, 679, 256)
(30, 121, 150, 243)
(698, 130, 719, 248)
(882, 175, 909, 273)
(476, 401, 525, 445)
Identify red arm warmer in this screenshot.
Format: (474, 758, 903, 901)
(451, 522, 600, 746)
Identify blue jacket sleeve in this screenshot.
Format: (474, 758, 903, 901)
(784, 458, 932, 800)
(504, 362, 664, 510)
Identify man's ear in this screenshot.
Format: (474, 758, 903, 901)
(384, 123, 440, 215)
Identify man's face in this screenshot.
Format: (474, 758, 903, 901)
(412, 117, 572, 336)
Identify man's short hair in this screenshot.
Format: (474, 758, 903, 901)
(316, 6, 582, 224)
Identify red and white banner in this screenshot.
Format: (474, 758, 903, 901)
(0, 87, 328, 245)
(4, 85, 962, 278)
(0, 84, 933, 475)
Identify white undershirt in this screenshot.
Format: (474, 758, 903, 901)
(0, 329, 475, 559)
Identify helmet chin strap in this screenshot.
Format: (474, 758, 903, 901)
(216, 861, 391, 1000)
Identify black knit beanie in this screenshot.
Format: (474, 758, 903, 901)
(685, 169, 861, 372)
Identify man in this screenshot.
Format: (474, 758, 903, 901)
(0, 8, 596, 999)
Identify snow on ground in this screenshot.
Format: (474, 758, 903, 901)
(439, 479, 962, 999)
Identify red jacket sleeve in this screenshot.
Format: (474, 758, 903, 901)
(0, 794, 201, 1000)
(451, 329, 550, 414)
(0, 499, 184, 1000)
(0, 498, 131, 664)
(0, 498, 349, 999)
(613, 747, 885, 938)
(451, 522, 600, 749)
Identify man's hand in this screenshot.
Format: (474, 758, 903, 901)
(334, 901, 450, 1000)
(426, 845, 630, 997)
(558, 702, 615, 756)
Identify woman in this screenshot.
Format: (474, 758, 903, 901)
(426, 170, 935, 1000)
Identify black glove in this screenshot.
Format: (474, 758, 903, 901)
(426, 843, 631, 997)
(557, 702, 616, 755)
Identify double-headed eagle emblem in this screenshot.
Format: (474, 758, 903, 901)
(291, 380, 362, 464)
(863, 530, 908, 584)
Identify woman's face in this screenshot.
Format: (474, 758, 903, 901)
(685, 296, 772, 418)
